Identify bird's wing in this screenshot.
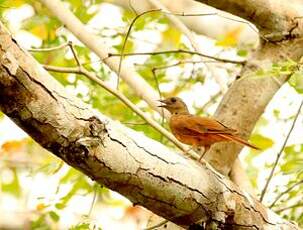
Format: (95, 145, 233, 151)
(173, 115, 236, 135)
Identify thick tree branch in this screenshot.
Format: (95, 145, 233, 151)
(0, 22, 297, 229)
(194, 0, 303, 38)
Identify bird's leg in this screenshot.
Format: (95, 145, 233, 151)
(199, 146, 210, 161)
(182, 147, 193, 157)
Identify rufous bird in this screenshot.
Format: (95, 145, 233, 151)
(158, 97, 259, 160)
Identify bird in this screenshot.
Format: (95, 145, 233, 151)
(158, 97, 260, 160)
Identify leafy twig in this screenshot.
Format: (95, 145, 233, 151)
(68, 41, 81, 67)
(28, 42, 69, 52)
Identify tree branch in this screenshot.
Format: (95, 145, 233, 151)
(193, 0, 303, 38)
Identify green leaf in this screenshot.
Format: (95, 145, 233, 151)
(30, 214, 51, 230)
(48, 211, 60, 222)
(69, 222, 90, 230)
(289, 70, 303, 94)
(250, 134, 274, 150)
(237, 49, 248, 57)
(55, 203, 66, 210)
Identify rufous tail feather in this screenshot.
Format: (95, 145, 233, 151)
(218, 134, 260, 150)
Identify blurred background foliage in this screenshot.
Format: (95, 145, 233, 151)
(0, 0, 302, 229)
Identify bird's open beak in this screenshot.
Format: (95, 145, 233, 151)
(157, 99, 168, 108)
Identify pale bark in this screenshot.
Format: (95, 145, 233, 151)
(0, 23, 298, 229)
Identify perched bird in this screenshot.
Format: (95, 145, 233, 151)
(158, 97, 259, 160)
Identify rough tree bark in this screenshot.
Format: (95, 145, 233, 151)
(193, 0, 303, 175)
(0, 22, 298, 228)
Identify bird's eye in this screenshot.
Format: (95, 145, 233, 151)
(171, 97, 177, 103)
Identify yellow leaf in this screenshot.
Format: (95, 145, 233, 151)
(7, 0, 25, 7)
(162, 27, 181, 48)
(250, 134, 274, 150)
(1, 139, 27, 154)
(36, 203, 46, 211)
(30, 25, 48, 40)
(216, 26, 243, 47)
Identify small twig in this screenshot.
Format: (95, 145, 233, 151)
(134, 59, 219, 71)
(260, 99, 303, 202)
(107, 49, 245, 65)
(163, 12, 216, 17)
(68, 41, 81, 67)
(128, 0, 138, 15)
(217, 15, 268, 42)
(144, 220, 169, 230)
(151, 60, 205, 72)
(28, 42, 69, 52)
(88, 185, 98, 217)
(275, 202, 303, 213)
(147, 0, 204, 53)
(117, 9, 161, 89)
(269, 179, 303, 208)
(122, 122, 148, 126)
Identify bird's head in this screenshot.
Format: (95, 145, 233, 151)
(158, 97, 189, 115)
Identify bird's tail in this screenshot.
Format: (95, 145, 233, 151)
(218, 134, 260, 150)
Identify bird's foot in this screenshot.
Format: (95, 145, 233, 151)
(199, 146, 210, 162)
